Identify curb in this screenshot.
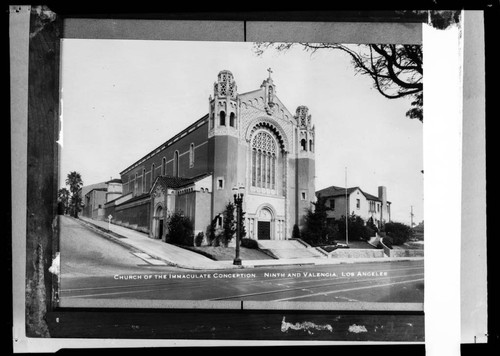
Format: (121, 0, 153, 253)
(75, 217, 423, 271)
(75, 217, 244, 270)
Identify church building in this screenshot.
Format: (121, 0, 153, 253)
(104, 69, 316, 242)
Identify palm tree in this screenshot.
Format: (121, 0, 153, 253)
(57, 187, 70, 215)
(65, 171, 83, 217)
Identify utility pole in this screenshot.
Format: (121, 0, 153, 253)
(345, 167, 348, 246)
(410, 205, 414, 227)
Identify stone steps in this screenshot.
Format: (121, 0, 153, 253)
(256, 239, 325, 259)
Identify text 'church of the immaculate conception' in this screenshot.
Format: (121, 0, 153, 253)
(104, 69, 316, 242)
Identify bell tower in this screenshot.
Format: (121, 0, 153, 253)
(207, 70, 241, 218)
(294, 105, 316, 228)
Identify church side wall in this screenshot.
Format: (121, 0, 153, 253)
(111, 200, 150, 233)
(194, 191, 212, 236)
(121, 121, 210, 196)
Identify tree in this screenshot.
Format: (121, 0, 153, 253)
(57, 188, 70, 215)
(301, 195, 333, 245)
(65, 171, 83, 218)
(253, 42, 423, 122)
(292, 224, 301, 240)
(166, 212, 194, 246)
(222, 202, 236, 247)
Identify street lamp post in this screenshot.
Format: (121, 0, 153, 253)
(233, 186, 244, 266)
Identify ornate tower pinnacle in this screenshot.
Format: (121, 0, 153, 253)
(261, 68, 276, 112)
(295, 105, 315, 153)
(296, 106, 312, 129)
(214, 70, 237, 99)
(209, 70, 239, 134)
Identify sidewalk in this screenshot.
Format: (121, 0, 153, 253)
(77, 216, 424, 270)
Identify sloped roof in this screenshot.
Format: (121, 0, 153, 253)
(316, 185, 360, 198)
(316, 185, 388, 203)
(106, 178, 122, 184)
(151, 173, 212, 191)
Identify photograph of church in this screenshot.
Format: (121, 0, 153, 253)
(104, 69, 316, 242)
(58, 39, 424, 308)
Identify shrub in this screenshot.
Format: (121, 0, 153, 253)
(195, 232, 204, 247)
(241, 238, 258, 249)
(222, 202, 236, 247)
(384, 222, 413, 245)
(166, 212, 194, 246)
(336, 214, 374, 242)
(210, 227, 224, 247)
(292, 224, 301, 239)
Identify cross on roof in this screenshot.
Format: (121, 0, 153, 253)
(267, 67, 273, 78)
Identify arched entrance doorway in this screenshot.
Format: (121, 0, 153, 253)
(153, 205, 164, 239)
(257, 207, 273, 240)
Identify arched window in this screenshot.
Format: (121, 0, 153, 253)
(162, 157, 166, 175)
(309, 139, 314, 152)
(151, 163, 155, 186)
(173, 151, 179, 177)
(300, 139, 307, 151)
(219, 111, 226, 126)
(229, 112, 235, 127)
(251, 130, 277, 190)
(189, 143, 195, 168)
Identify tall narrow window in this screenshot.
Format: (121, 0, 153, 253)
(173, 151, 179, 177)
(162, 157, 166, 175)
(266, 154, 271, 188)
(229, 112, 235, 127)
(256, 151, 261, 186)
(301, 139, 307, 151)
(309, 140, 313, 152)
(271, 156, 275, 189)
(220, 111, 226, 126)
(251, 130, 277, 190)
(134, 173, 138, 195)
(252, 150, 256, 186)
(142, 168, 146, 193)
(189, 143, 195, 168)
(151, 163, 155, 186)
(356, 199, 360, 209)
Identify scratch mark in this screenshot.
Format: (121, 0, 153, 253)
(57, 97, 63, 148)
(281, 317, 333, 335)
(348, 324, 368, 333)
(48, 252, 60, 277)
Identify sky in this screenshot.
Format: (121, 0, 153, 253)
(59, 39, 423, 225)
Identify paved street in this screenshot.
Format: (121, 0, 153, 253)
(59, 216, 424, 304)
